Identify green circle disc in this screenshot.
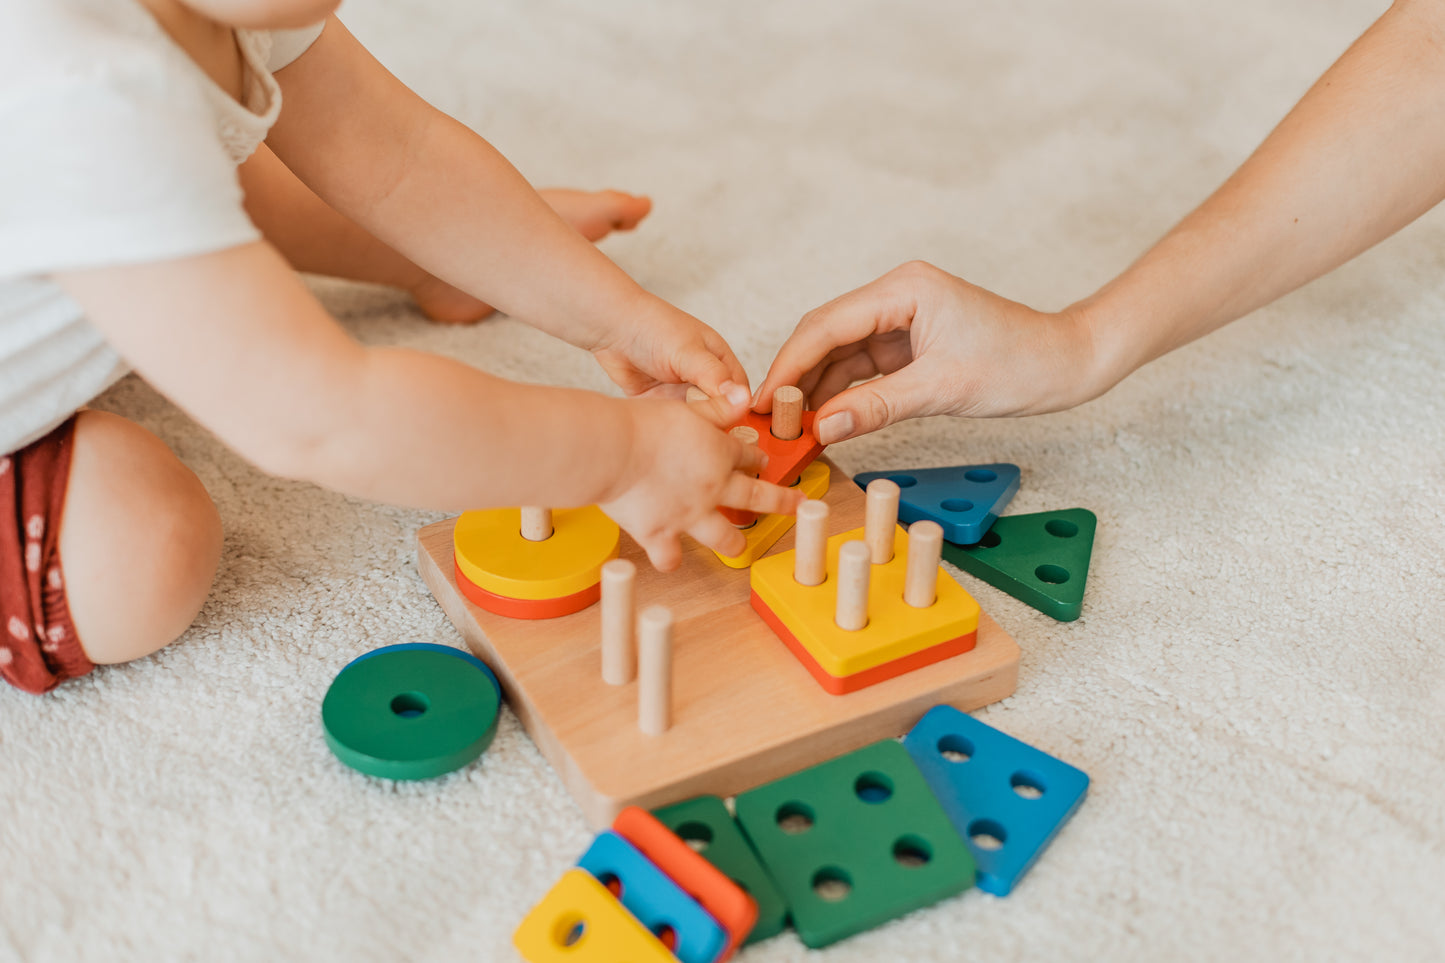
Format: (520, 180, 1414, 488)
(322, 647, 501, 780)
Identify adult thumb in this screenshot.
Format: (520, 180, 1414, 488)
(813, 366, 937, 444)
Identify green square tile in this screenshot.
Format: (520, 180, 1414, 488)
(652, 795, 789, 944)
(734, 740, 976, 948)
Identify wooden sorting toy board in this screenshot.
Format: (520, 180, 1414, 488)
(416, 457, 1021, 827)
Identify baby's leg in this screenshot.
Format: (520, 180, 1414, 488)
(239, 144, 652, 324)
(60, 411, 222, 666)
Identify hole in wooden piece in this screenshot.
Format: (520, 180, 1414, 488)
(555, 916, 586, 947)
(1035, 564, 1070, 584)
(654, 924, 678, 951)
(941, 499, 974, 513)
(964, 469, 997, 483)
(938, 733, 974, 763)
(389, 692, 428, 718)
(1011, 771, 1046, 800)
(969, 819, 1007, 851)
(854, 771, 894, 804)
(676, 821, 714, 853)
(888, 474, 918, 488)
(893, 835, 933, 868)
(811, 867, 852, 902)
(776, 801, 815, 834)
(1045, 519, 1079, 538)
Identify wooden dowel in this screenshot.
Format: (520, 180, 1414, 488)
(729, 425, 760, 448)
(794, 499, 829, 587)
(771, 386, 804, 440)
(600, 559, 636, 685)
(638, 606, 674, 735)
(835, 541, 871, 631)
(864, 479, 900, 564)
(727, 426, 762, 529)
(521, 507, 553, 542)
(904, 521, 944, 609)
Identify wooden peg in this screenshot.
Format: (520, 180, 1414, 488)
(729, 425, 760, 447)
(521, 507, 553, 542)
(864, 479, 900, 564)
(728, 425, 762, 528)
(600, 559, 636, 685)
(685, 386, 709, 403)
(835, 540, 871, 631)
(904, 520, 944, 609)
(638, 606, 674, 735)
(771, 386, 804, 441)
(794, 499, 830, 587)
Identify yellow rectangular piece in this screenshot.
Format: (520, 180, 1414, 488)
(416, 456, 1020, 827)
(513, 869, 674, 963)
(714, 461, 831, 569)
(750, 526, 980, 677)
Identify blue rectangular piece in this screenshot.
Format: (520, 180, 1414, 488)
(577, 830, 727, 963)
(853, 464, 1020, 545)
(902, 705, 1089, 896)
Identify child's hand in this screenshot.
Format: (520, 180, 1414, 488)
(754, 262, 1105, 443)
(601, 385, 804, 570)
(591, 297, 751, 401)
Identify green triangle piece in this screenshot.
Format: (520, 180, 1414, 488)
(941, 508, 1096, 622)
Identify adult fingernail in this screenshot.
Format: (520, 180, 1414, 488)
(722, 382, 749, 407)
(816, 412, 854, 444)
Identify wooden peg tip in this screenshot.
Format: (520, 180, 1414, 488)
(521, 506, 553, 542)
(771, 386, 804, 441)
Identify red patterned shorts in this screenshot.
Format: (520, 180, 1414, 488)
(0, 417, 93, 694)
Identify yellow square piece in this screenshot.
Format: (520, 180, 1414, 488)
(750, 526, 980, 677)
(715, 462, 831, 569)
(513, 869, 675, 963)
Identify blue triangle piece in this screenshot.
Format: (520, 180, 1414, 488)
(902, 705, 1089, 896)
(853, 464, 1021, 544)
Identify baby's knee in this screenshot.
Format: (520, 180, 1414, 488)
(61, 411, 223, 667)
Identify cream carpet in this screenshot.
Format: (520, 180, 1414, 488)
(4, 0, 1444, 959)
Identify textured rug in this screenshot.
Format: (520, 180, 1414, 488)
(4, 0, 1444, 959)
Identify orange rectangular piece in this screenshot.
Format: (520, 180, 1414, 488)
(415, 456, 1020, 827)
(614, 806, 757, 960)
(751, 589, 977, 694)
(720, 409, 826, 526)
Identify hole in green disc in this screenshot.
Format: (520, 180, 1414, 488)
(390, 692, 429, 718)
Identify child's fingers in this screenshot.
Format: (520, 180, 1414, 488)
(674, 341, 747, 401)
(703, 329, 751, 395)
(687, 511, 748, 559)
(635, 530, 685, 572)
(686, 385, 751, 429)
(718, 473, 805, 516)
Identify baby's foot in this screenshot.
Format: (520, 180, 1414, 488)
(410, 188, 653, 324)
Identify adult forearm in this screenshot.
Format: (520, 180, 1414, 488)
(1077, 0, 1445, 388)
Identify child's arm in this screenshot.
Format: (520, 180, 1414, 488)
(757, 0, 1445, 442)
(264, 18, 738, 400)
(55, 243, 798, 570)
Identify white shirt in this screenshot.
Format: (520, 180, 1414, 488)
(0, 0, 323, 453)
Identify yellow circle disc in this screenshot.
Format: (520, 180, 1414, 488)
(453, 506, 620, 600)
